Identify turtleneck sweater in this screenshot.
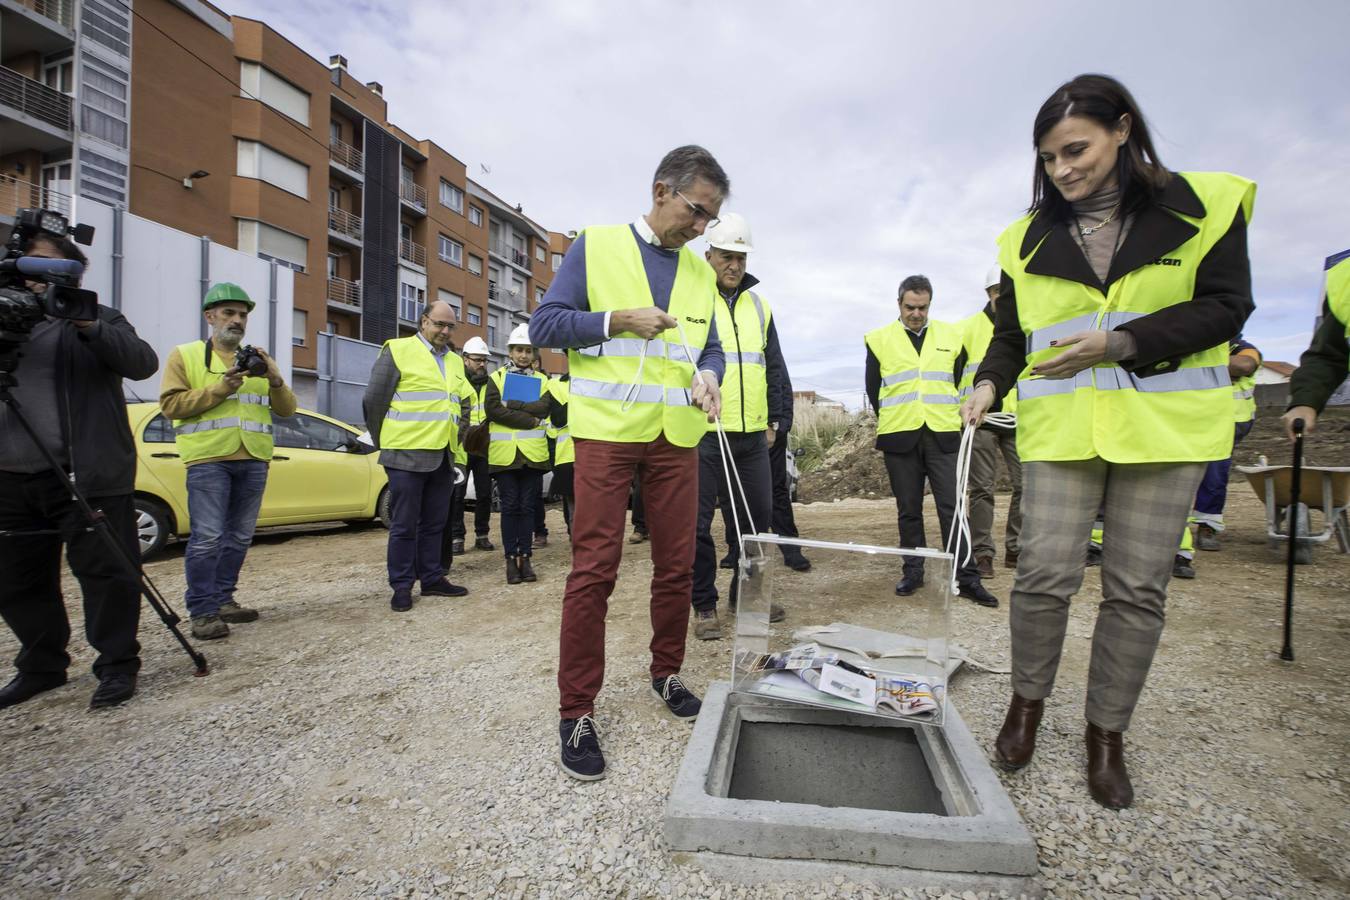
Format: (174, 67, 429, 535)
(1068, 184, 1131, 284)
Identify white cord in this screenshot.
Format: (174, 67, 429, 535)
(619, 340, 650, 412)
(946, 412, 1017, 591)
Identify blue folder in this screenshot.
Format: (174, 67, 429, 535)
(503, 372, 542, 403)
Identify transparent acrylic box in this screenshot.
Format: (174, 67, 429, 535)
(731, 535, 952, 728)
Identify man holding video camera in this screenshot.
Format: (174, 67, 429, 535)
(0, 223, 158, 710)
(159, 283, 294, 641)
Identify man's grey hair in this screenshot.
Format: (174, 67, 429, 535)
(898, 274, 933, 299)
(653, 145, 730, 198)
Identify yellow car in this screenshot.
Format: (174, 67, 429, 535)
(129, 402, 390, 558)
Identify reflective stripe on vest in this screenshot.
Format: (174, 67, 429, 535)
(997, 170, 1255, 463)
(713, 289, 771, 433)
(863, 319, 963, 434)
(487, 368, 550, 466)
(171, 340, 275, 463)
(566, 224, 715, 448)
(958, 310, 1018, 412)
(381, 336, 466, 451)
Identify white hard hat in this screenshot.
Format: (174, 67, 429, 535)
(984, 266, 1002, 290)
(462, 336, 489, 356)
(507, 323, 531, 347)
(706, 213, 754, 254)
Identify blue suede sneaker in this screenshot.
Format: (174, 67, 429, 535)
(560, 715, 606, 781)
(652, 675, 701, 721)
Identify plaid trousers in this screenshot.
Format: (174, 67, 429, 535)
(1011, 459, 1206, 731)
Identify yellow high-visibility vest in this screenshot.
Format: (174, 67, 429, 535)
(1231, 366, 1258, 423)
(713, 289, 771, 433)
(864, 319, 963, 434)
(381, 336, 466, 453)
(998, 171, 1255, 463)
(1326, 256, 1350, 345)
(488, 368, 550, 466)
(548, 379, 574, 466)
(959, 310, 1017, 415)
(567, 224, 715, 448)
(172, 340, 274, 463)
(467, 378, 489, 426)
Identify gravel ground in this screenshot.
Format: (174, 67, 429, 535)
(1, 488, 1346, 899)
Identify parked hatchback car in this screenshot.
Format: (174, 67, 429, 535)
(129, 402, 390, 558)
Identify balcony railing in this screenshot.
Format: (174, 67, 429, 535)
(0, 175, 71, 220)
(16, 0, 74, 27)
(489, 239, 531, 270)
(0, 65, 73, 132)
(329, 137, 363, 173)
(399, 179, 427, 210)
(327, 205, 362, 241)
(399, 239, 426, 268)
(326, 276, 362, 309)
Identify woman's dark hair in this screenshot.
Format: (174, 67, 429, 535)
(1029, 74, 1169, 221)
(25, 232, 89, 268)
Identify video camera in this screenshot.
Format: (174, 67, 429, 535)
(0, 208, 99, 373)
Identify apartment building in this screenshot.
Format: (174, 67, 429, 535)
(120, 0, 571, 401)
(1, 0, 134, 225)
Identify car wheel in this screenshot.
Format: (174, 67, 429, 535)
(377, 487, 392, 529)
(134, 497, 171, 559)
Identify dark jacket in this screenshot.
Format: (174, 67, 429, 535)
(975, 173, 1254, 400)
(865, 325, 968, 454)
(1289, 298, 1350, 412)
(22, 306, 158, 497)
(483, 368, 555, 473)
(719, 273, 792, 432)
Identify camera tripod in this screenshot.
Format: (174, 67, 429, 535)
(0, 372, 208, 676)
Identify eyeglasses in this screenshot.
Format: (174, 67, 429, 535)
(674, 190, 720, 229)
(425, 318, 455, 331)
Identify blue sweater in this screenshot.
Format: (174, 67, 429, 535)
(530, 225, 725, 382)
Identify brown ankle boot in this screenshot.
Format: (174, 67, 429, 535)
(1085, 722, 1133, 810)
(993, 693, 1044, 769)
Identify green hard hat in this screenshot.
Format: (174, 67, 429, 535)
(202, 282, 255, 311)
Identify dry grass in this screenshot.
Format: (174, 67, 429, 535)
(788, 400, 855, 472)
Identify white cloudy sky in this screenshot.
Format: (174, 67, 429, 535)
(226, 0, 1350, 408)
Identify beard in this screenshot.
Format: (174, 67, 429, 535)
(214, 325, 245, 348)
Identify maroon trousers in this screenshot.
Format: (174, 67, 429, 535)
(558, 435, 698, 719)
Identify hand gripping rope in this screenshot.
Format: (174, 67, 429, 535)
(946, 413, 1016, 591)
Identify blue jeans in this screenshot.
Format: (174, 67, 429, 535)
(494, 468, 540, 557)
(385, 458, 453, 589)
(183, 459, 269, 617)
(1193, 419, 1254, 529)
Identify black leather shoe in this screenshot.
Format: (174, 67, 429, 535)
(784, 552, 812, 572)
(89, 672, 136, 709)
(958, 582, 1000, 608)
(506, 557, 522, 585)
(421, 578, 468, 597)
(719, 552, 735, 570)
(519, 556, 537, 583)
(0, 672, 67, 710)
(474, 536, 494, 552)
(390, 588, 413, 612)
(894, 574, 925, 596)
(1086, 722, 1134, 809)
(993, 693, 1044, 769)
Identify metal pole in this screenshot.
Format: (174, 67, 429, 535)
(1281, 419, 1304, 662)
(199, 236, 210, 341)
(111, 205, 124, 310)
(268, 260, 278, 358)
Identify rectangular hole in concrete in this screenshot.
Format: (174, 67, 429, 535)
(727, 721, 948, 815)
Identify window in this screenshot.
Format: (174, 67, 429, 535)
(487, 313, 499, 348)
(511, 276, 525, 297)
(466, 304, 482, 326)
(292, 309, 308, 347)
(238, 219, 308, 272)
(81, 106, 126, 148)
(437, 234, 463, 266)
(468, 205, 483, 226)
(273, 414, 356, 452)
(328, 186, 340, 210)
(239, 62, 311, 125)
(439, 180, 464, 212)
(535, 244, 546, 263)
(400, 283, 422, 322)
(535, 286, 545, 306)
(438, 289, 462, 319)
(43, 56, 74, 94)
(329, 120, 341, 145)
(237, 140, 309, 199)
(468, 254, 483, 276)
(327, 253, 340, 278)
(551, 252, 563, 272)
(143, 414, 174, 443)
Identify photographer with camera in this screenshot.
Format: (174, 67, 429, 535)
(0, 224, 158, 710)
(158, 283, 294, 641)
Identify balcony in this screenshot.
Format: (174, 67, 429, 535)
(399, 239, 426, 269)
(487, 281, 525, 314)
(488, 238, 532, 272)
(0, 65, 72, 153)
(0, 174, 70, 222)
(327, 205, 362, 246)
(399, 179, 427, 215)
(11, 0, 73, 26)
(328, 137, 363, 181)
(326, 276, 362, 311)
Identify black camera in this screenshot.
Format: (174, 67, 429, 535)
(0, 208, 99, 372)
(235, 344, 268, 377)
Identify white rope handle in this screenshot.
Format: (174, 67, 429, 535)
(946, 412, 1016, 591)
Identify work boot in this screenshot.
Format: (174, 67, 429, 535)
(1196, 524, 1221, 551)
(1172, 555, 1196, 579)
(451, 538, 465, 554)
(976, 555, 995, 578)
(190, 614, 229, 640)
(1004, 551, 1019, 569)
(0, 672, 67, 710)
(1085, 722, 1134, 809)
(506, 556, 522, 585)
(519, 556, 537, 583)
(474, 536, 494, 551)
(694, 608, 722, 641)
(217, 600, 259, 623)
(627, 528, 648, 544)
(89, 672, 136, 710)
(533, 533, 548, 549)
(993, 693, 1044, 769)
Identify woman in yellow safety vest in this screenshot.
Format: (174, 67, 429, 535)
(483, 325, 554, 585)
(547, 373, 575, 535)
(962, 74, 1255, 811)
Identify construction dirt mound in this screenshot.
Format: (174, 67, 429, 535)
(797, 407, 1350, 504)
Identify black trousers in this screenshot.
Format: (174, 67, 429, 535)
(693, 431, 773, 612)
(768, 431, 805, 561)
(630, 471, 646, 533)
(882, 431, 980, 588)
(0, 470, 141, 677)
(450, 454, 491, 542)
